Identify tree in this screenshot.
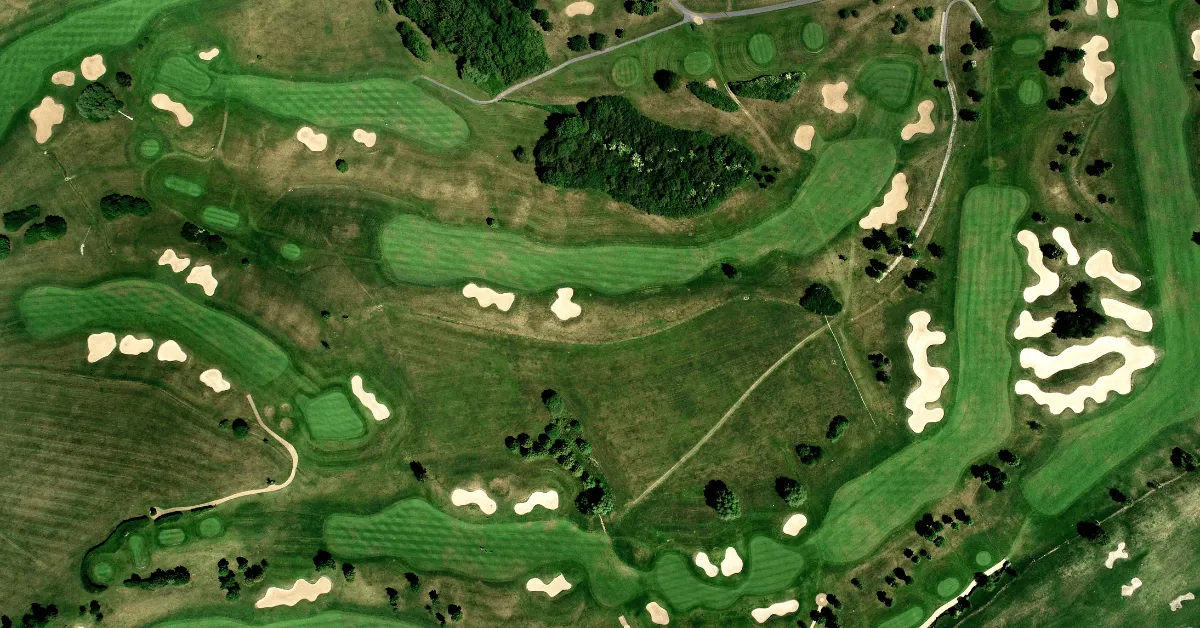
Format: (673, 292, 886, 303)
(903, 266, 936, 292)
(912, 6, 935, 20)
(968, 20, 993, 49)
(76, 82, 123, 120)
(1050, 18, 1070, 30)
(410, 460, 428, 481)
(1040, 242, 1063, 259)
(1076, 520, 1106, 543)
(1048, 0, 1081, 15)
(567, 34, 587, 51)
(124, 566, 191, 589)
(653, 69, 681, 92)
(826, 415, 850, 442)
(115, 71, 132, 88)
(774, 476, 807, 507)
(997, 449, 1022, 466)
(397, 21, 432, 61)
(3, 204, 40, 231)
(970, 463, 1009, 491)
(448, 604, 463, 621)
(24, 215, 67, 243)
(795, 443, 824, 466)
(1171, 446, 1198, 471)
(625, 0, 658, 15)
(313, 549, 336, 571)
(405, 571, 420, 590)
(1109, 487, 1128, 503)
(799, 283, 843, 316)
(890, 14, 909, 34)
(927, 44, 944, 55)
(244, 563, 264, 583)
(958, 108, 979, 121)
(588, 32, 607, 50)
(1039, 46, 1085, 77)
(335, 159, 349, 173)
(575, 480, 614, 515)
(703, 479, 741, 519)
(231, 418, 250, 439)
(99, 193, 152, 220)
(928, 242, 944, 258)
(1053, 281, 1105, 339)
(512, 145, 530, 162)
(342, 562, 356, 581)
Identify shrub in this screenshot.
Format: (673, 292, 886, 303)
(890, 14, 909, 35)
(1040, 242, 1064, 259)
(410, 460, 428, 481)
(124, 566, 190, 589)
(796, 443, 824, 465)
(970, 463, 1009, 491)
(567, 34, 587, 51)
(799, 283, 843, 316)
(653, 69, 681, 92)
(1076, 520, 1106, 543)
(1171, 446, 1198, 471)
(912, 6, 935, 20)
(575, 480, 614, 516)
(181, 222, 228, 255)
(342, 563, 356, 581)
(231, 418, 250, 438)
(686, 81, 739, 112)
(99, 193, 151, 220)
(76, 82, 123, 121)
(727, 72, 803, 102)
(1048, 0, 1080, 15)
(927, 44, 944, 54)
(0, 234, 9, 260)
(703, 479, 741, 520)
(115, 71, 132, 88)
(775, 476, 807, 507)
(588, 32, 607, 50)
(3, 204, 40, 231)
(335, 158, 349, 173)
(625, 0, 658, 14)
(513, 145, 530, 162)
(826, 415, 850, 442)
(397, 21, 432, 61)
(24, 215, 67, 243)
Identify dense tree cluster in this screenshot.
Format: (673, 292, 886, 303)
(912, 6, 935, 20)
(1052, 281, 1105, 339)
(826, 415, 850, 442)
(890, 14, 909, 34)
(397, 21, 433, 61)
(76, 600, 102, 623)
(181, 221, 228, 254)
(1040, 241, 1064, 260)
(727, 73, 804, 102)
(1084, 158, 1114, 176)
(774, 476, 807, 507)
(3, 603, 58, 628)
(99, 193, 152, 220)
(124, 566, 190, 590)
(24, 215, 67, 243)
(703, 479, 741, 520)
(903, 266, 936, 292)
(653, 69, 682, 92)
(914, 512, 945, 544)
(799, 283, 843, 316)
(868, 352, 891, 382)
(625, 0, 658, 14)
(968, 21, 993, 49)
(76, 82, 123, 121)
(588, 32, 608, 50)
(3, 204, 39, 231)
(1047, 85, 1088, 110)
(1171, 446, 1198, 471)
(796, 443, 824, 466)
(970, 462, 1009, 491)
(686, 81, 739, 112)
(1038, 46, 1085, 77)
(533, 96, 758, 217)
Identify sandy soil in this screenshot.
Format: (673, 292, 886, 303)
(705, 78, 718, 88)
(1170, 592, 1195, 611)
(904, 311, 950, 433)
(186, 265, 218, 296)
(693, 552, 719, 577)
(151, 93, 194, 127)
(821, 82, 849, 113)
(200, 369, 231, 393)
(1014, 311, 1054, 340)
(462, 283, 515, 311)
(255, 576, 332, 608)
(1101, 298, 1153, 332)
(1107, 0, 1118, 17)
(792, 124, 815, 150)
(296, 126, 328, 151)
(450, 488, 497, 514)
(51, 70, 75, 86)
(1104, 542, 1128, 569)
(564, 1, 594, 15)
(1085, 249, 1141, 291)
(350, 375, 390, 420)
(901, 100, 935, 140)
(526, 574, 572, 597)
(157, 340, 187, 362)
(619, 617, 631, 628)
(80, 54, 105, 80)
(1052, 227, 1079, 265)
(551, 287, 581, 320)
(352, 128, 377, 147)
(646, 602, 670, 625)
(1081, 36, 1115, 105)
(720, 547, 743, 576)
(751, 600, 799, 624)
(29, 96, 64, 144)
(1121, 577, 1142, 597)
(87, 332, 117, 363)
(782, 513, 808, 536)
(158, 248, 191, 272)
(514, 490, 558, 515)
(198, 47, 220, 61)
(1015, 336, 1155, 414)
(119, 335, 154, 355)
(1085, 0, 1097, 14)
(858, 173, 908, 229)
(1017, 230, 1060, 302)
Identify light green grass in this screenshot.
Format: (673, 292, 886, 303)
(801, 22, 826, 51)
(808, 185, 1027, 563)
(297, 389, 366, 441)
(877, 606, 925, 628)
(975, 550, 992, 566)
(129, 534, 150, 569)
(201, 205, 241, 230)
(746, 33, 776, 65)
(380, 138, 896, 294)
(198, 517, 223, 538)
(156, 528, 186, 546)
(162, 174, 205, 198)
(1017, 78, 1043, 105)
(91, 561, 114, 585)
(280, 242, 303, 261)
(651, 536, 804, 612)
(683, 51, 714, 75)
(855, 57, 919, 111)
(936, 577, 961, 598)
(611, 57, 642, 88)
(154, 612, 427, 627)
(1010, 36, 1043, 56)
(139, 138, 163, 159)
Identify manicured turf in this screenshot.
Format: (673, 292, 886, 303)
(139, 138, 163, 159)
(683, 51, 714, 75)
(324, 498, 643, 606)
(379, 138, 896, 293)
(198, 517, 223, 538)
(201, 206, 241, 230)
(1017, 78, 1043, 105)
(937, 577, 961, 598)
(746, 33, 776, 65)
(998, 0, 1042, 11)
(1023, 17, 1200, 515)
(808, 185, 1028, 563)
(801, 22, 826, 51)
(17, 279, 291, 388)
(157, 528, 186, 546)
(280, 242, 303, 260)
(129, 534, 150, 569)
(876, 606, 925, 628)
(154, 613, 427, 627)
(975, 550, 992, 566)
(91, 561, 114, 585)
(651, 536, 804, 612)
(297, 389, 366, 441)
(855, 57, 918, 111)
(1010, 36, 1043, 56)
(162, 174, 205, 198)
(611, 57, 642, 88)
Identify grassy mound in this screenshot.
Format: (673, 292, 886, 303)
(1011, 36, 1044, 56)
(855, 57, 919, 111)
(801, 22, 826, 51)
(747, 33, 776, 65)
(1017, 78, 1043, 105)
(297, 389, 366, 442)
(612, 57, 642, 88)
(280, 242, 303, 261)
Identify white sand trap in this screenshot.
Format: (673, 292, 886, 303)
(1194, 30, 1200, 61)
(198, 47, 220, 61)
(782, 513, 808, 536)
(186, 265, 218, 296)
(1170, 592, 1195, 611)
(1121, 577, 1142, 597)
(720, 547, 743, 576)
(157, 248, 191, 273)
(526, 574, 572, 597)
(29, 96, 64, 144)
(119, 335, 154, 355)
(157, 340, 187, 362)
(693, 552, 719, 577)
(1102, 298, 1153, 332)
(1020, 336, 1150, 379)
(1105, 542, 1129, 569)
(296, 126, 328, 152)
(692, 14, 704, 24)
(646, 602, 670, 625)
(551, 287, 582, 320)
(352, 128, 377, 147)
(200, 369, 231, 393)
(514, 490, 559, 515)
(751, 600, 799, 624)
(1017, 230, 1060, 303)
(564, 1, 595, 15)
(350, 375, 390, 420)
(462, 283, 515, 311)
(255, 577, 332, 608)
(792, 124, 815, 150)
(1015, 337, 1155, 414)
(904, 311, 950, 433)
(1052, 227, 1079, 265)
(705, 78, 718, 89)
(1085, 0, 1097, 13)
(450, 488, 497, 515)
(1081, 36, 1115, 105)
(858, 173, 908, 229)
(151, 93, 194, 127)
(1085, 250, 1140, 291)
(901, 100, 935, 140)
(80, 54, 105, 80)
(821, 82, 849, 113)
(87, 332, 117, 363)
(1014, 311, 1055, 340)
(51, 70, 75, 86)
(1106, 0, 1119, 17)
(619, 617, 631, 628)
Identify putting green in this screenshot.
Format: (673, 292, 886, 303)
(139, 138, 163, 159)
(652, 537, 804, 612)
(156, 528, 186, 546)
(1011, 36, 1043, 56)
(747, 33, 776, 65)
(198, 517, 223, 538)
(1017, 78, 1043, 105)
(280, 242, 303, 261)
(380, 138, 896, 294)
(162, 174, 205, 198)
(154, 613, 427, 627)
(856, 57, 918, 111)
(201, 205, 241, 230)
(808, 186, 1027, 563)
(611, 57, 642, 88)
(801, 22, 826, 52)
(323, 498, 642, 606)
(937, 577, 961, 598)
(298, 390, 366, 441)
(877, 606, 925, 628)
(976, 550, 993, 566)
(129, 534, 150, 569)
(17, 279, 292, 388)
(683, 51, 714, 75)
(90, 561, 114, 584)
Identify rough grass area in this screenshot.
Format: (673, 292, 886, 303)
(855, 57, 919, 112)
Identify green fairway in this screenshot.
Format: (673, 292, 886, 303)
(380, 138, 896, 294)
(198, 517, 223, 538)
(155, 612, 428, 627)
(1017, 78, 1043, 105)
(297, 389, 366, 441)
(324, 498, 643, 606)
(611, 57, 642, 88)
(651, 536, 804, 612)
(201, 206, 242, 230)
(156, 528, 186, 546)
(280, 242, 303, 260)
(683, 51, 714, 75)
(937, 577, 961, 598)
(998, 0, 1042, 11)
(1010, 36, 1043, 56)
(808, 185, 1027, 563)
(162, 174, 205, 198)
(855, 57, 918, 112)
(746, 33, 776, 65)
(877, 606, 925, 628)
(801, 21, 826, 51)
(129, 534, 150, 569)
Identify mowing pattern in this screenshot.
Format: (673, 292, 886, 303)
(611, 57, 643, 88)
(683, 51, 714, 76)
(297, 389, 366, 441)
(17, 279, 291, 388)
(280, 242, 303, 260)
(379, 138, 896, 293)
(855, 57, 919, 112)
(801, 22, 826, 52)
(162, 174, 205, 198)
(324, 498, 642, 606)
(652, 537, 804, 612)
(746, 33, 776, 66)
(154, 613, 427, 627)
(201, 206, 242, 230)
(1010, 36, 1044, 56)
(1017, 78, 1043, 105)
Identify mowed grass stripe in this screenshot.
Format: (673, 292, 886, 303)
(154, 612, 428, 627)
(652, 536, 804, 612)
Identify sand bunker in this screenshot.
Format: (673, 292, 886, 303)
(720, 547, 743, 576)
(904, 311, 950, 433)
(1107, 0, 1119, 17)
(782, 513, 808, 536)
(296, 126, 328, 152)
(704, 78, 718, 89)
(119, 335, 154, 355)
(551, 287, 581, 320)
(901, 100, 935, 140)
(352, 128, 377, 147)
(255, 577, 332, 608)
(858, 173, 908, 229)
(1052, 227, 1079, 265)
(751, 600, 799, 624)
(186, 265, 218, 296)
(1014, 311, 1055, 340)
(350, 375, 390, 420)
(1085, 0, 1097, 14)
(29, 96, 64, 144)
(1081, 36, 1115, 105)
(514, 490, 559, 515)
(151, 93, 194, 127)
(157, 340, 187, 362)
(80, 54, 105, 80)
(51, 70, 75, 86)
(198, 47, 220, 61)
(87, 332, 117, 363)
(1121, 577, 1142, 597)
(462, 283, 515, 311)
(450, 488, 497, 515)
(1101, 298, 1153, 332)
(200, 369, 231, 393)
(564, 1, 595, 15)
(1170, 592, 1195, 611)
(694, 552, 719, 577)
(1015, 336, 1155, 414)
(646, 602, 670, 625)
(1194, 30, 1200, 61)
(1017, 230, 1060, 303)
(792, 124, 815, 150)
(1105, 542, 1128, 569)
(1085, 250, 1140, 291)
(821, 82, 849, 113)
(619, 617, 631, 628)
(526, 574, 572, 597)
(158, 249, 191, 273)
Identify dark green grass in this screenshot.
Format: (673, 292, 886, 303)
(297, 389, 367, 442)
(650, 536, 803, 612)
(855, 57, 919, 112)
